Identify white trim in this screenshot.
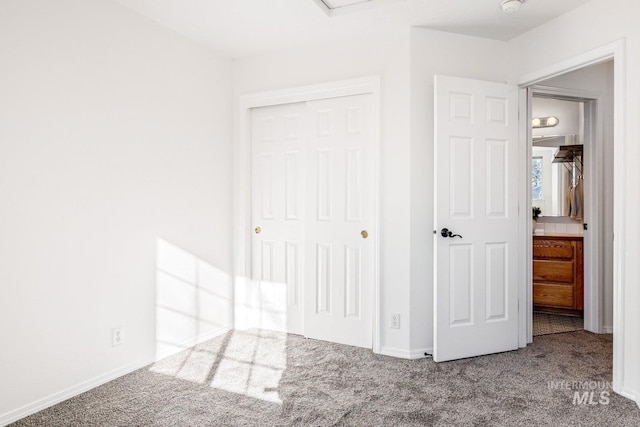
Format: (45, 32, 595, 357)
(619, 387, 640, 410)
(584, 97, 603, 334)
(515, 39, 626, 397)
(234, 76, 382, 353)
(380, 346, 431, 360)
(379, 346, 411, 359)
(518, 86, 532, 347)
(1, 327, 230, 426)
(409, 348, 433, 359)
(0, 359, 150, 426)
(603, 326, 614, 334)
(611, 40, 626, 397)
(516, 42, 619, 87)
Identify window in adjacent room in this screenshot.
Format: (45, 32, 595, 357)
(532, 157, 543, 200)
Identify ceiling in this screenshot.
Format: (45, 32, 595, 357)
(114, 0, 592, 58)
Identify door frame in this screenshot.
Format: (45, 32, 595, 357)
(526, 85, 603, 337)
(234, 76, 382, 352)
(515, 39, 626, 397)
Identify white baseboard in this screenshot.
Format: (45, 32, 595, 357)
(603, 325, 614, 334)
(0, 357, 150, 427)
(378, 347, 434, 360)
(410, 348, 433, 359)
(619, 386, 640, 410)
(379, 346, 411, 359)
(0, 327, 229, 427)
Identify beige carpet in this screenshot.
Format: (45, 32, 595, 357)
(533, 312, 584, 336)
(12, 329, 639, 427)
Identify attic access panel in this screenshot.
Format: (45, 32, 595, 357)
(313, 0, 403, 16)
(323, 0, 370, 7)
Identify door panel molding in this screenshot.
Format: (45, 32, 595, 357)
(434, 75, 520, 362)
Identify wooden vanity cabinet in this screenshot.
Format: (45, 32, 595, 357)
(533, 235, 583, 316)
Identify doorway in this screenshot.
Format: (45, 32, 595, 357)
(529, 94, 590, 336)
(516, 42, 625, 397)
(525, 61, 614, 341)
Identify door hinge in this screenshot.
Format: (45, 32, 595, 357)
(583, 223, 588, 230)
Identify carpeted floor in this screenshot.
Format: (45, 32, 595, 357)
(533, 312, 584, 336)
(12, 329, 640, 427)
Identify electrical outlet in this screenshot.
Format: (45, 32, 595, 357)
(391, 313, 400, 329)
(112, 327, 123, 347)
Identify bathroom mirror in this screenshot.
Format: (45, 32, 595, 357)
(531, 97, 584, 217)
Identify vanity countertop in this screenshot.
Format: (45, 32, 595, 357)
(533, 232, 583, 240)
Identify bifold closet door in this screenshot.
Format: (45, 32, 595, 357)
(251, 94, 375, 348)
(304, 94, 375, 349)
(251, 102, 307, 335)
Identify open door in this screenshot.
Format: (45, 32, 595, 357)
(434, 75, 519, 362)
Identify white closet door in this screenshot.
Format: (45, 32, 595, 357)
(251, 102, 307, 335)
(304, 94, 375, 349)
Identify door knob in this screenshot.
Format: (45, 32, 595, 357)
(440, 228, 462, 238)
(255, 226, 261, 234)
(361, 230, 368, 239)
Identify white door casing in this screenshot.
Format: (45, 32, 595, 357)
(304, 94, 375, 349)
(434, 75, 519, 362)
(515, 41, 626, 400)
(250, 92, 375, 348)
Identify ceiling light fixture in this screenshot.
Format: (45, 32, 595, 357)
(500, 0, 524, 14)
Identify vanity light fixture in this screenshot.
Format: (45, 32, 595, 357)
(532, 116, 560, 128)
(500, 0, 525, 14)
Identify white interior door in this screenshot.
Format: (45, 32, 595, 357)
(304, 94, 375, 349)
(434, 75, 519, 362)
(251, 102, 307, 335)
(251, 93, 375, 348)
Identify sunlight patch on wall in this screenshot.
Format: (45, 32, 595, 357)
(155, 238, 232, 360)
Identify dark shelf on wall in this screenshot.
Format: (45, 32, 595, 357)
(552, 144, 583, 164)
(552, 144, 583, 181)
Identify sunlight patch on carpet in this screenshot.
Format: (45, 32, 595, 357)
(150, 329, 286, 404)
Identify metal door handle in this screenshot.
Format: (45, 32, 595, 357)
(361, 230, 368, 239)
(440, 228, 462, 239)
(255, 226, 261, 234)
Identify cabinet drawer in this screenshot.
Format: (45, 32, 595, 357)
(533, 241, 574, 260)
(533, 260, 574, 283)
(534, 284, 573, 308)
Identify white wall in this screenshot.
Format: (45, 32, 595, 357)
(0, 0, 233, 422)
(3, 0, 639, 420)
(408, 28, 509, 354)
(507, 0, 640, 405)
(233, 30, 413, 355)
